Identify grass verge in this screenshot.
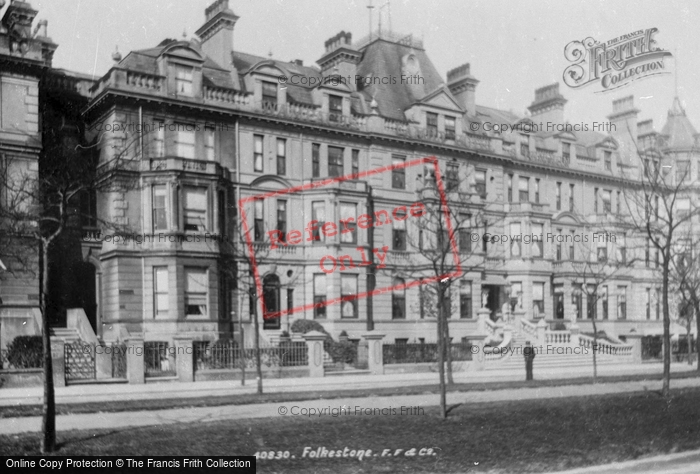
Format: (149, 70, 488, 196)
(2, 386, 700, 473)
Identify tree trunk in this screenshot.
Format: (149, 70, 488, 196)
(661, 260, 671, 398)
(40, 240, 56, 453)
(443, 307, 454, 385)
(695, 299, 700, 373)
(591, 314, 598, 384)
(253, 300, 263, 395)
(436, 295, 446, 419)
(239, 311, 245, 386)
(686, 319, 693, 366)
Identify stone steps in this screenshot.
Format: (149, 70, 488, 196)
(485, 334, 632, 370)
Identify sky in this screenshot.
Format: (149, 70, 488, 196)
(13, 0, 700, 131)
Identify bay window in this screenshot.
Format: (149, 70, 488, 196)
(183, 187, 207, 232)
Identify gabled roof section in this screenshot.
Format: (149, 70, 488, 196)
(233, 50, 321, 103)
(474, 105, 519, 125)
(413, 86, 464, 113)
(118, 38, 237, 89)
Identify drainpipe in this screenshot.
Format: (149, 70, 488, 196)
(366, 184, 375, 331)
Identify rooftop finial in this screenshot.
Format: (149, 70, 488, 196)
(112, 45, 122, 63)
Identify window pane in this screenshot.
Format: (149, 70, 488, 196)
(155, 268, 168, 292)
(341, 274, 357, 294)
(177, 128, 195, 158)
(312, 201, 325, 241)
(184, 187, 207, 210)
(2, 83, 28, 130)
(340, 203, 357, 243)
(533, 282, 544, 300)
(328, 146, 344, 177)
(314, 274, 327, 295)
(186, 269, 207, 292)
(153, 185, 168, 231)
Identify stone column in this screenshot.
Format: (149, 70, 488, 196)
(174, 337, 194, 383)
(125, 337, 145, 384)
(50, 337, 66, 388)
(625, 334, 643, 364)
(303, 331, 327, 378)
(362, 332, 385, 375)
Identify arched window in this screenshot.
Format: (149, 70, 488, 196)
(392, 278, 406, 320)
(263, 274, 281, 329)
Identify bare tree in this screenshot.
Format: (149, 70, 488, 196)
(670, 228, 700, 369)
(620, 137, 700, 397)
(568, 223, 635, 383)
(387, 158, 501, 419)
(0, 122, 142, 452)
(222, 195, 299, 395)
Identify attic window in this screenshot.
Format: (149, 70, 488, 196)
(426, 112, 438, 137)
(175, 66, 193, 96)
(329, 95, 343, 122)
(262, 81, 278, 108)
(445, 117, 456, 140)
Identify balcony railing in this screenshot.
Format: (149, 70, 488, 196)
(91, 68, 594, 166)
(144, 156, 228, 177)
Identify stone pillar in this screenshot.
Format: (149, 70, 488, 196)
(303, 331, 327, 378)
(362, 332, 385, 375)
(95, 343, 112, 380)
(626, 334, 643, 364)
(174, 337, 194, 383)
(468, 334, 487, 371)
(50, 337, 66, 388)
(125, 337, 145, 384)
(536, 318, 547, 345)
(477, 308, 491, 334)
(513, 309, 526, 334)
(570, 324, 580, 347)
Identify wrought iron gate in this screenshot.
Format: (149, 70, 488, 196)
(64, 341, 96, 381)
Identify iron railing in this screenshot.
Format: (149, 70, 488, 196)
(144, 341, 177, 377)
(193, 342, 307, 371)
(383, 343, 473, 364)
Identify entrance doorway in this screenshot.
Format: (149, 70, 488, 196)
(482, 285, 502, 321)
(75, 261, 97, 333)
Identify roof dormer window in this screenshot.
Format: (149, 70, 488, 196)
(329, 94, 343, 122)
(426, 112, 438, 138)
(262, 81, 278, 108)
(176, 65, 193, 96)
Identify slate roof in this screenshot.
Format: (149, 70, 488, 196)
(660, 97, 698, 151)
(355, 38, 445, 121)
(120, 39, 237, 89)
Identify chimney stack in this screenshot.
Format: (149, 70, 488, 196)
(607, 95, 639, 165)
(447, 63, 479, 117)
(195, 0, 239, 72)
(527, 83, 567, 126)
(317, 31, 361, 88)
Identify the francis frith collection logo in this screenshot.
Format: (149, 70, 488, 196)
(563, 28, 673, 93)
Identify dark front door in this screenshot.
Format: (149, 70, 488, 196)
(262, 274, 281, 330)
(485, 285, 501, 321)
(75, 261, 97, 333)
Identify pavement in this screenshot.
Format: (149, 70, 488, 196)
(0, 360, 696, 407)
(1, 361, 699, 473)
